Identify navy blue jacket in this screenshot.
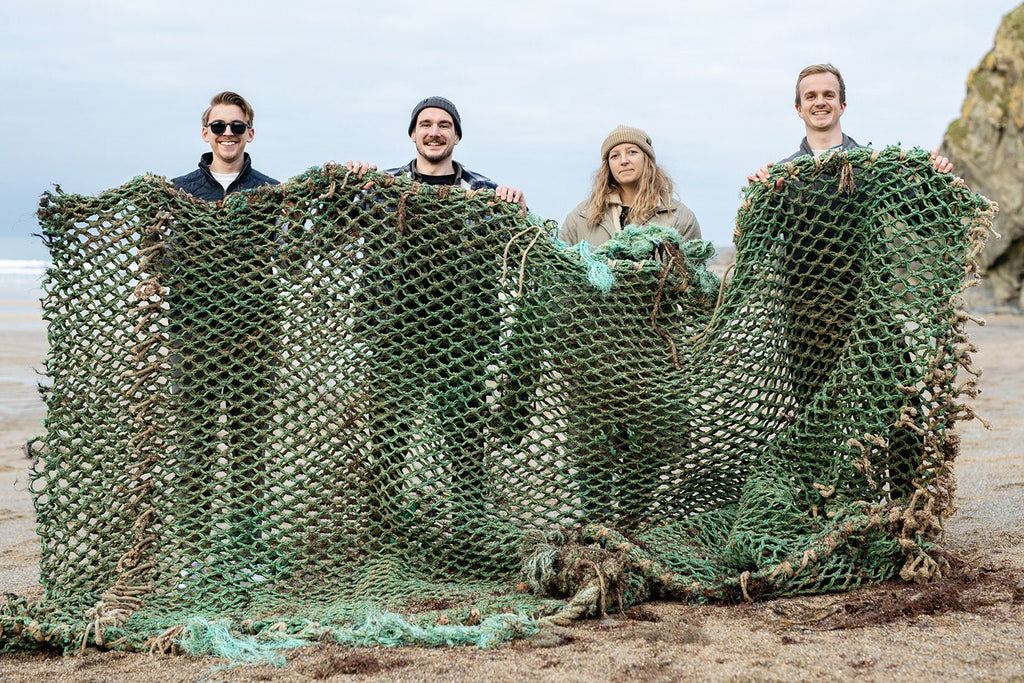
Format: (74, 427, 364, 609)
(172, 152, 278, 202)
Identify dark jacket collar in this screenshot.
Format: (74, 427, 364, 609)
(785, 133, 862, 163)
(198, 152, 253, 187)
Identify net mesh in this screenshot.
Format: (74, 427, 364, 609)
(1, 146, 994, 655)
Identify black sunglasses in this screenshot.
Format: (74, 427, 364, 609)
(205, 120, 250, 135)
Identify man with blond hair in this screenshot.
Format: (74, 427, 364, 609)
(748, 63, 951, 182)
(173, 91, 278, 200)
(747, 65, 943, 500)
(170, 91, 279, 557)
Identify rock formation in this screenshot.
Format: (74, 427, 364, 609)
(940, 4, 1024, 312)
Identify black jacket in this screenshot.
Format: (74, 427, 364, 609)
(172, 152, 278, 201)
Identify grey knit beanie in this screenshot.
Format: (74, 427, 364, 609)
(408, 96, 462, 138)
(600, 125, 655, 162)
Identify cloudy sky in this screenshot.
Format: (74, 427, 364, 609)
(0, 0, 1017, 260)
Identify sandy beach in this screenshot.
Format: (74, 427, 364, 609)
(0, 296, 1022, 681)
(0, 297, 46, 602)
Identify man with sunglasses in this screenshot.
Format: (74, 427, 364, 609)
(168, 91, 279, 565)
(173, 91, 278, 200)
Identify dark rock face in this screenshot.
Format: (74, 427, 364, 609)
(940, 4, 1024, 313)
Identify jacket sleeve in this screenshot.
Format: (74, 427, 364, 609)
(558, 203, 589, 246)
(672, 202, 702, 242)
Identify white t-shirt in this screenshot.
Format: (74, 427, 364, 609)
(811, 144, 844, 157)
(211, 171, 239, 191)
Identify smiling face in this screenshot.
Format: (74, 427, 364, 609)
(411, 107, 459, 169)
(607, 143, 648, 190)
(201, 103, 254, 173)
(795, 71, 846, 135)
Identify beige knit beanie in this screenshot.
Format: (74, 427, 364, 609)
(600, 125, 655, 162)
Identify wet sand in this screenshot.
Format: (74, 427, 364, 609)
(0, 312, 1021, 681)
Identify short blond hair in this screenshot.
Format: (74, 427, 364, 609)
(794, 64, 846, 105)
(202, 91, 255, 126)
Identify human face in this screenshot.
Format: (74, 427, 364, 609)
(201, 103, 254, 172)
(607, 143, 648, 189)
(411, 107, 459, 165)
(795, 72, 846, 133)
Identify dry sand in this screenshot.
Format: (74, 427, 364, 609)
(0, 311, 1021, 682)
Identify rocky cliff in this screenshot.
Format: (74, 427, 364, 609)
(940, 4, 1024, 312)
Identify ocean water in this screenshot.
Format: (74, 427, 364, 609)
(0, 259, 47, 303)
(0, 261, 48, 418)
(0, 260, 47, 330)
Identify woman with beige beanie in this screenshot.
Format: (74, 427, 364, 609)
(559, 125, 701, 249)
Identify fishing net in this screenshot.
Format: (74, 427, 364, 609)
(1, 146, 993, 657)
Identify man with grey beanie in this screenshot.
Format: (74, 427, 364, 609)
(346, 95, 525, 205)
(342, 97, 525, 540)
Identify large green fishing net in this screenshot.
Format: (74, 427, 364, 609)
(0, 147, 994, 658)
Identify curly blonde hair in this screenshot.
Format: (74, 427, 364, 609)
(584, 150, 674, 230)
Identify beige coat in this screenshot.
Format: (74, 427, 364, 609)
(559, 194, 701, 249)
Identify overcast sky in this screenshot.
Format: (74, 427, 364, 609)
(0, 0, 1017, 260)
